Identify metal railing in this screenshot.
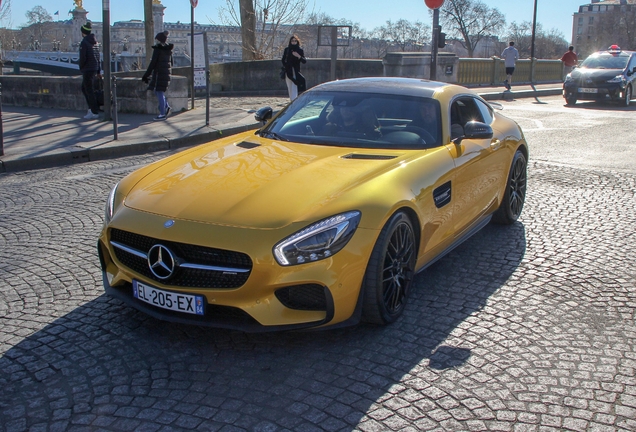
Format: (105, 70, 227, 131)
(457, 58, 563, 86)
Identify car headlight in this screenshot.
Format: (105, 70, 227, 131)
(104, 182, 119, 224)
(607, 75, 625, 84)
(564, 75, 573, 83)
(273, 211, 361, 266)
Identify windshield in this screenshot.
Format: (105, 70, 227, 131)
(580, 53, 629, 70)
(260, 91, 442, 149)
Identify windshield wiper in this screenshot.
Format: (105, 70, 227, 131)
(261, 131, 289, 141)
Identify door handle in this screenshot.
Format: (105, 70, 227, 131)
(490, 139, 502, 151)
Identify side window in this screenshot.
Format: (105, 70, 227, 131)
(628, 55, 636, 73)
(475, 99, 494, 124)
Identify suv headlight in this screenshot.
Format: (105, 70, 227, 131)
(104, 182, 119, 224)
(273, 211, 361, 266)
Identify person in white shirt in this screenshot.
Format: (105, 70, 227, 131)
(501, 41, 519, 91)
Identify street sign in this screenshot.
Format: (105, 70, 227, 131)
(190, 0, 198, 7)
(424, 0, 444, 9)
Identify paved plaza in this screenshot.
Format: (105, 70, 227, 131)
(0, 96, 635, 431)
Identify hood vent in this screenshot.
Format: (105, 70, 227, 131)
(236, 141, 261, 149)
(343, 153, 397, 160)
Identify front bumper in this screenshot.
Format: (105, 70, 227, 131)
(563, 82, 626, 101)
(97, 210, 377, 331)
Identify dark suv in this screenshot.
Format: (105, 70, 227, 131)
(563, 45, 636, 106)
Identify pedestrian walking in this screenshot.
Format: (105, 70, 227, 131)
(501, 41, 519, 91)
(142, 31, 173, 121)
(281, 35, 307, 101)
(560, 45, 578, 81)
(79, 22, 101, 120)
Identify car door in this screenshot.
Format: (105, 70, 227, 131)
(447, 96, 503, 237)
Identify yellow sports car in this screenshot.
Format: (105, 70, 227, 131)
(98, 77, 528, 331)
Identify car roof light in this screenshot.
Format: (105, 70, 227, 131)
(609, 44, 621, 53)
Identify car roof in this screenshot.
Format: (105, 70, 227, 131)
(308, 77, 473, 100)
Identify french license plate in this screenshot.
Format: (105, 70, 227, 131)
(578, 87, 598, 93)
(133, 280, 205, 315)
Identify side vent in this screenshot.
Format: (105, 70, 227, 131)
(237, 141, 260, 149)
(342, 154, 397, 160)
(433, 181, 452, 208)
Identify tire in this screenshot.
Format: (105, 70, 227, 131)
(492, 150, 527, 225)
(565, 95, 577, 106)
(624, 85, 632, 107)
(361, 212, 417, 325)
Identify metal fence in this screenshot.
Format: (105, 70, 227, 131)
(458, 58, 563, 86)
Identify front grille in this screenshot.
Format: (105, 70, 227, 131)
(275, 284, 327, 311)
(110, 228, 252, 289)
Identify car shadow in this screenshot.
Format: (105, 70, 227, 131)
(0, 222, 526, 430)
(563, 100, 636, 110)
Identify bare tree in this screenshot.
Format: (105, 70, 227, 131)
(220, 0, 310, 60)
(587, 6, 636, 56)
(440, 0, 505, 58)
(24, 5, 51, 44)
(383, 19, 430, 52)
(505, 21, 568, 59)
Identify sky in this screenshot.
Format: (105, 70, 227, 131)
(5, 0, 585, 43)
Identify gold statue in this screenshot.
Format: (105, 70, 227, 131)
(74, 0, 84, 10)
(152, 0, 162, 4)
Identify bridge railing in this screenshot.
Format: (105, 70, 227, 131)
(457, 58, 563, 86)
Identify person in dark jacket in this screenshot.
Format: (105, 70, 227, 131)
(79, 22, 101, 120)
(142, 31, 173, 121)
(281, 35, 306, 101)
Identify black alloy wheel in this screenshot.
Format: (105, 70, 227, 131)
(493, 150, 527, 225)
(362, 212, 416, 325)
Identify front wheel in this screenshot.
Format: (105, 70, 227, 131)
(492, 150, 527, 225)
(624, 85, 632, 107)
(362, 212, 416, 325)
(565, 95, 577, 106)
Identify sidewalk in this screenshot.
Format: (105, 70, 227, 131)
(0, 83, 562, 173)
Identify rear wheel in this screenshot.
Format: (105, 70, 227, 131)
(362, 212, 416, 325)
(493, 150, 527, 225)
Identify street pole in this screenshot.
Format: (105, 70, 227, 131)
(102, 0, 111, 121)
(430, 8, 439, 81)
(530, 0, 538, 83)
(191, 6, 195, 110)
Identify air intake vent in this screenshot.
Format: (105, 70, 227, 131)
(342, 154, 396, 160)
(237, 141, 260, 149)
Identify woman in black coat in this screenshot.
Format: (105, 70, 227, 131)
(142, 32, 174, 121)
(281, 35, 306, 101)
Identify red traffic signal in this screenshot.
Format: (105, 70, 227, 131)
(425, 0, 445, 9)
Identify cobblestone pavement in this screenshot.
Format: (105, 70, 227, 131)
(1, 137, 636, 430)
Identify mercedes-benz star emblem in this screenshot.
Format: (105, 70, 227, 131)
(147, 244, 176, 280)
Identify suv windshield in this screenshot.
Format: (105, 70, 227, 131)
(261, 91, 442, 150)
(580, 52, 629, 70)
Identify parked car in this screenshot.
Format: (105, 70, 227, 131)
(563, 45, 636, 106)
(98, 77, 528, 332)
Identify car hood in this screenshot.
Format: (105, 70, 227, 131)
(570, 68, 622, 81)
(124, 135, 411, 229)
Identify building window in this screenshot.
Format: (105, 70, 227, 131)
(589, 17, 594, 24)
(578, 17, 584, 24)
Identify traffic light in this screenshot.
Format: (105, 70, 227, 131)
(437, 27, 446, 48)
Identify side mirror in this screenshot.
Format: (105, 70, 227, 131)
(461, 121, 494, 140)
(254, 106, 273, 124)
